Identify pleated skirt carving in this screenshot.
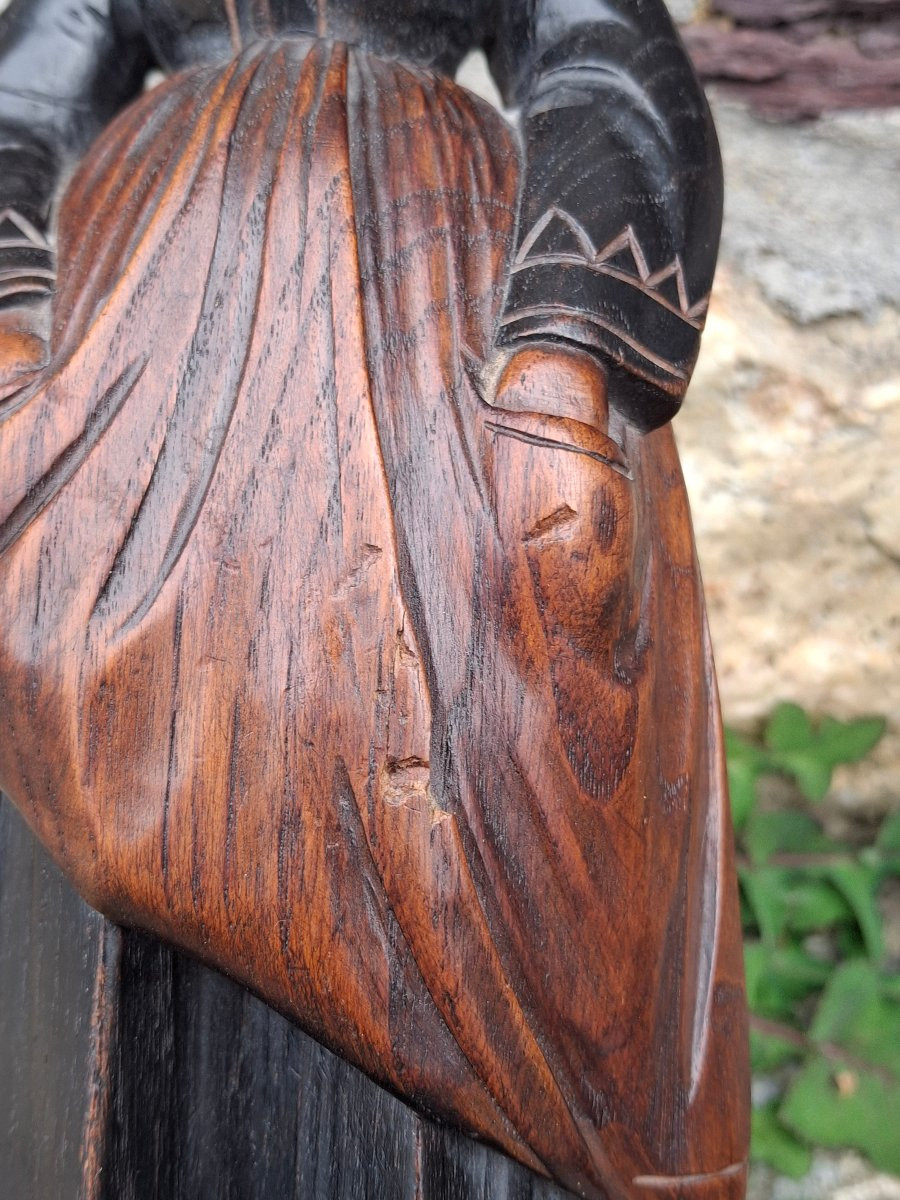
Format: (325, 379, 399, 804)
(0, 40, 748, 1200)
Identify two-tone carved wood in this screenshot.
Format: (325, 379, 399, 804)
(0, 2, 749, 1197)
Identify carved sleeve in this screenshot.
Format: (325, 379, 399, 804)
(489, 0, 724, 431)
(0, 0, 150, 309)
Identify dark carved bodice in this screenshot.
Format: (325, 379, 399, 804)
(0, 0, 722, 427)
(129, 0, 486, 75)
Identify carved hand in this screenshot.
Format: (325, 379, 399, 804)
(0, 306, 47, 386)
(490, 343, 610, 434)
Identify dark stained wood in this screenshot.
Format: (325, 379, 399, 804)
(0, 10, 749, 1200)
(0, 794, 111, 1200)
(0, 794, 575, 1200)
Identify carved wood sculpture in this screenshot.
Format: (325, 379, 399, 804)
(0, 2, 750, 1197)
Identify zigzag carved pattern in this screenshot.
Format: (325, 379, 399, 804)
(0, 207, 55, 302)
(0, 207, 53, 252)
(513, 206, 709, 327)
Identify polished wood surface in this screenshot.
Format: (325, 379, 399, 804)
(0, 35, 749, 1200)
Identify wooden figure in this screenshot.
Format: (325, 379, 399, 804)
(0, 2, 749, 1196)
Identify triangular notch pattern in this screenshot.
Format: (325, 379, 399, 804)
(514, 206, 709, 324)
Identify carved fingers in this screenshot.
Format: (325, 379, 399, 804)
(489, 342, 610, 433)
(0, 305, 47, 394)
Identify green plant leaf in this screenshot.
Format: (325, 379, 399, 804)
(815, 716, 887, 766)
(725, 726, 771, 772)
(764, 704, 814, 753)
(743, 941, 831, 1019)
(743, 810, 834, 866)
(777, 754, 834, 803)
(743, 942, 767, 1007)
(781, 961, 900, 1173)
(783, 877, 852, 935)
(834, 924, 867, 960)
(751, 1102, 812, 1178)
(740, 869, 790, 944)
(728, 757, 759, 832)
(739, 888, 757, 931)
(781, 1056, 900, 1175)
(729, 706, 896, 1180)
(876, 811, 900, 854)
(758, 708, 886, 803)
(780, 961, 900, 1170)
(750, 1027, 803, 1073)
(825, 864, 886, 964)
(772, 943, 833, 993)
(809, 961, 900, 1073)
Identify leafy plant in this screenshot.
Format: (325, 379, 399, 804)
(728, 703, 899, 1178)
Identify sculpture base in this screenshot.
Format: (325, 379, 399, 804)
(0, 795, 572, 1200)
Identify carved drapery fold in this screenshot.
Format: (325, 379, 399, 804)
(0, 41, 748, 1199)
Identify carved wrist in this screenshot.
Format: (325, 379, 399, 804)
(0, 206, 55, 309)
(499, 210, 711, 430)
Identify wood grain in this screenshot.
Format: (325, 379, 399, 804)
(0, 38, 749, 1200)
